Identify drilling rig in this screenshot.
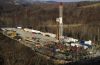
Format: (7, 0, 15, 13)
(56, 2, 64, 43)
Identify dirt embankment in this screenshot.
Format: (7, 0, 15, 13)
(65, 56, 100, 65)
(0, 32, 54, 65)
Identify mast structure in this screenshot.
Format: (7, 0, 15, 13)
(56, 2, 64, 42)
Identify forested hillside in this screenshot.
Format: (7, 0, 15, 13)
(0, 1, 100, 41)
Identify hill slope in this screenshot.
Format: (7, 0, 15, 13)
(0, 32, 54, 65)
